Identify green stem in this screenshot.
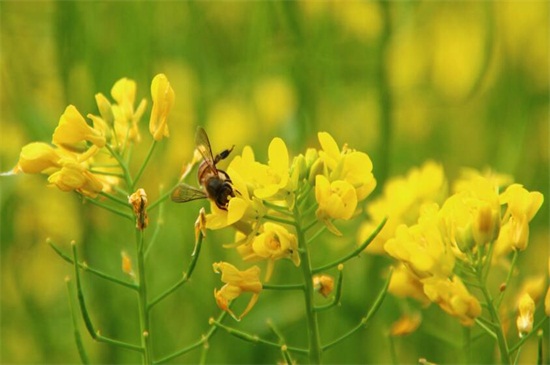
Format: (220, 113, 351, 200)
(105, 144, 133, 189)
(463, 326, 471, 364)
(133, 141, 157, 190)
(313, 217, 387, 274)
(153, 311, 227, 364)
(148, 234, 203, 310)
(49, 239, 138, 291)
(294, 204, 323, 364)
(211, 319, 308, 354)
(149, 181, 180, 211)
(145, 188, 166, 258)
(508, 316, 548, 354)
(136, 230, 153, 364)
(71, 242, 143, 353)
(264, 214, 296, 227)
(66, 278, 90, 364)
(479, 283, 510, 364)
(495, 250, 519, 309)
(322, 267, 392, 352)
(84, 196, 134, 221)
(100, 191, 131, 207)
(262, 283, 305, 291)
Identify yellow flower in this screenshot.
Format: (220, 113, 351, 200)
(213, 262, 262, 320)
(149, 73, 175, 141)
(439, 175, 501, 254)
(110, 77, 147, 144)
(315, 175, 357, 235)
(496, 184, 543, 252)
(516, 293, 535, 337)
(422, 275, 481, 326)
(388, 264, 430, 306)
(390, 313, 422, 336)
(358, 161, 447, 254)
(205, 166, 265, 234)
(15, 142, 64, 174)
(52, 105, 106, 150)
(385, 204, 455, 279)
(236, 222, 300, 281)
(253, 138, 291, 200)
(47, 161, 103, 197)
(317, 131, 376, 202)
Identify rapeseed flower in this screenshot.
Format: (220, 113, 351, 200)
(384, 203, 455, 279)
(516, 293, 535, 337)
(53, 105, 106, 150)
(422, 275, 481, 326)
(149, 73, 175, 141)
(213, 262, 262, 320)
(358, 161, 447, 254)
(497, 184, 544, 252)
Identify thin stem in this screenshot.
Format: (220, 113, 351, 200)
(263, 200, 294, 217)
(262, 283, 305, 291)
(294, 204, 323, 363)
(264, 214, 296, 227)
(100, 191, 131, 207)
(153, 311, 227, 364)
(148, 234, 203, 310)
(388, 334, 398, 365)
(66, 278, 90, 364)
(306, 225, 326, 245)
(133, 141, 157, 190)
(322, 267, 392, 351)
(495, 250, 519, 309)
(71, 242, 143, 353)
(105, 144, 133, 189)
(83, 196, 134, 221)
(313, 217, 387, 274)
(145, 186, 166, 258)
(210, 319, 308, 354)
(267, 319, 295, 365)
(49, 239, 138, 291)
(479, 280, 510, 364)
(135, 229, 153, 364)
(149, 181, 180, 211)
(508, 316, 549, 354)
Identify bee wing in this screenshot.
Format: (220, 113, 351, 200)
(195, 127, 216, 169)
(171, 183, 207, 203)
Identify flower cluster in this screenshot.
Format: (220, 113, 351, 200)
(208, 132, 376, 318)
(371, 166, 543, 326)
(8, 74, 174, 197)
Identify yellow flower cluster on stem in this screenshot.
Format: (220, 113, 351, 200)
(366, 164, 544, 364)
(203, 131, 384, 363)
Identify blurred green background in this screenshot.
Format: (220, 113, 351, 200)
(0, 1, 548, 364)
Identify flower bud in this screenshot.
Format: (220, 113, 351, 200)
(129, 188, 149, 230)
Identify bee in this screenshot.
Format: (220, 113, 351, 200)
(171, 127, 235, 210)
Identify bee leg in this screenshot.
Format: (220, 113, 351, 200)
(214, 145, 235, 163)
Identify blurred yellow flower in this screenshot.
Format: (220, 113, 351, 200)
(516, 293, 535, 337)
(47, 161, 103, 197)
(15, 142, 65, 174)
(388, 264, 430, 306)
(422, 275, 481, 326)
(385, 204, 455, 279)
(110, 77, 147, 144)
(149, 73, 175, 141)
(253, 76, 296, 129)
(496, 184, 543, 252)
(52, 105, 106, 150)
(359, 161, 447, 254)
(439, 175, 500, 253)
(213, 262, 262, 320)
(390, 313, 422, 336)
